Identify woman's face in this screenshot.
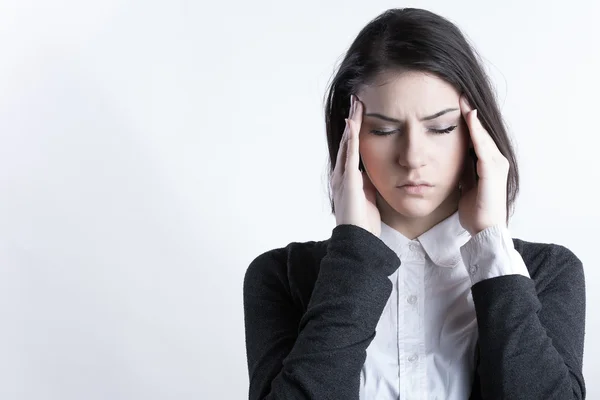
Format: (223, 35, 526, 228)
(356, 70, 470, 221)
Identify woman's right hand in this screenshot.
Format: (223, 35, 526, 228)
(332, 94, 382, 237)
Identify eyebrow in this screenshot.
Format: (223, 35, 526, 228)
(364, 108, 459, 123)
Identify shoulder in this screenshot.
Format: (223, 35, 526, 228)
(512, 237, 584, 291)
(243, 237, 330, 306)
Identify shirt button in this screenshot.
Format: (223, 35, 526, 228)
(469, 264, 479, 275)
(408, 353, 418, 363)
(409, 243, 418, 251)
(407, 295, 417, 305)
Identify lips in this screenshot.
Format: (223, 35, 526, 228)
(399, 181, 433, 187)
(398, 184, 432, 194)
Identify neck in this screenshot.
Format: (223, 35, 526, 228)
(378, 189, 460, 240)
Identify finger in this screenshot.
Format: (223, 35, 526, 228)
(345, 98, 362, 173)
(333, 97, 355, 183)
(459, 95, 481, 151)
(333, 118, 350, 183)
(459, 95, 496, 159)
(352, 95, 364, 126)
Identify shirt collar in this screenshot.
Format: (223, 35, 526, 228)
(379, 210, 471, 268)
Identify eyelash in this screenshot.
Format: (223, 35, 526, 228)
(370, 125, 458, 136)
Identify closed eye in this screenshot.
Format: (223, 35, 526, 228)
(370, 125, 458, 136)
(431, 125, 457, 134)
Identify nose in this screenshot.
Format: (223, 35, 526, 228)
(396, 127, 427, 169)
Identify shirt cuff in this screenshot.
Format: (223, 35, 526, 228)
(459, 224, 531, 285)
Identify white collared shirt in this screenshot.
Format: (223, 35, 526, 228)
(359, 210, 530, 400)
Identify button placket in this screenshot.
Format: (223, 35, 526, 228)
(407, 295, 417, 305)
(407, 241, 425, 261)
(397, 244, 426, 398)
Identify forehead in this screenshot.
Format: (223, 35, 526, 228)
(357, 70, 460, 114)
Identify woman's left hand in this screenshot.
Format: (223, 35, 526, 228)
(457, 94, 510, 236)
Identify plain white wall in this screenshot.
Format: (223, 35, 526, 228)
(0, 0, 598, 398)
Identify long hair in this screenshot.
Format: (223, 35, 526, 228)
(323, 8, 519, 224)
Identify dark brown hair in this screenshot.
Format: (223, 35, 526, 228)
(323, 8, 519, 224)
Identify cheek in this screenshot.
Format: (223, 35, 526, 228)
(359, 137, 390, 166)
(431, 138, 468, 173)
(358, 135, 374, 161)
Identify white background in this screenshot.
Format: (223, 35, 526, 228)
(0, 0, 598, 399)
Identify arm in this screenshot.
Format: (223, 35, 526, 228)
(460, 225, 586, 399)
(243, 224, 399, 400)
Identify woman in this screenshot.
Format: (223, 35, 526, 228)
(243, 8, 586, 400)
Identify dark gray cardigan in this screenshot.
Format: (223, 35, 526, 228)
(243, 224, 586, 399)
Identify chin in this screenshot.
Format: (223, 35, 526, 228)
(390, 199, 438, 218)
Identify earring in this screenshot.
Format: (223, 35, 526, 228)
(458, 182, 463, 195)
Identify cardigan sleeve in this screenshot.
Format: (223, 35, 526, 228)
(243, 224, 400, 400)
(465, 241, 586, 399)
